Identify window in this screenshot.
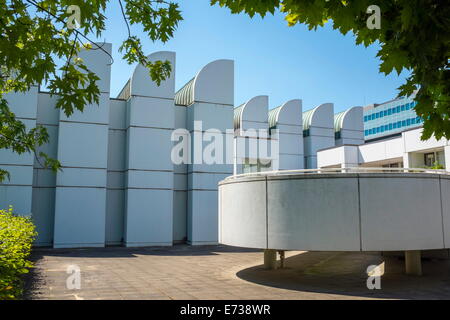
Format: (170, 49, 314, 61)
(401, 105, 405, 111)
(389, 123, 393, 130)
(376, 112, 380, 119)
(364, 116, 368, 122)
(393, 122, 397, 129)
(396, 106, 400, 113)
(365, 130, 368, 136)
(406, 119, 411, 126)
(424, 153, 436, 167)
(402, 120, 406, 126)
(406, 103, 411, 110)
(388, 109, 392, 115)
(397, 121, 401, 127)
(411, 117, 416, 124)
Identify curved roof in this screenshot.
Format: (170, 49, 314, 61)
(174, 77, 195, 106)
(268, 106, 282, 129)
(302, 107, 316, 130)
(233, 103, 245, 130)
(334, 110, 346, 132)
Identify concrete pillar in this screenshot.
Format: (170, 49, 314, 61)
(53, 44, 112, 248)
(444, 146, 450, 171)
(0, 86, 38, 216)
(264, 249, 277, 270)
(405, 250, 422, 276)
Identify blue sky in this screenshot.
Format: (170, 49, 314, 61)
(97, 1, 409, 113)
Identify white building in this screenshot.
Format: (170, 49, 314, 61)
(2, 43, 439, 249)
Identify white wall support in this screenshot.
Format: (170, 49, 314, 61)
(185, 60, 234, 245)
(53, 44, 112, 248)
(123, 51, 176, 247)
(264, 249, 277, 270)
(0, 87, 38, 216)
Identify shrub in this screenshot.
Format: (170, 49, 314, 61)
(0, 206, 37, 300)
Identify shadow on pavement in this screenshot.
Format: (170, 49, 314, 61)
(236, 251, 450, 299)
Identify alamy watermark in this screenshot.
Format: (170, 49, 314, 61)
(366, 262, 384, 290)
(66, 264, 81, 290)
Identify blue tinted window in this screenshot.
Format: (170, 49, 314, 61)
(376, 113, 379, 119)
(393, 122, 397, 129)
(388, 109, 392, 115)
(406, 103, 410, 110)
(406, 119, 411, 126)
(364, 116, 367, 122)
(402, 120, 406, 126)
(411, 118, 416, 124)
(401, 105, 405, 111)
(397, 121, 402, 127)
(383, 110, 387, 116)
(396, 106, 400, 112)
(389, 123, 393, 130)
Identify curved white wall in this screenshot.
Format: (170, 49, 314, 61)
(219, 173, 450, 251)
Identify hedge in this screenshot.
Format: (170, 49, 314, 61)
(0, 206, 37, 300)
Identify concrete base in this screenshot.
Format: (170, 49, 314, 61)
(264, 249, 277, 270)
(405, 250, 422, 276)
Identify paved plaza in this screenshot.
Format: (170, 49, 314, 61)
(25, 245, 450, 300)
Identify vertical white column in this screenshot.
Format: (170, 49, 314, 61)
(53, 44, 112, 248)
(0, 87, 38, 215)
(186, 60, 234, 245)
(124, 51, 176, 247)
(303, 103, 335, 169)
(444, 146, 450, 171)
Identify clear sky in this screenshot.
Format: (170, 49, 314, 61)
(96, 0, 409, 113)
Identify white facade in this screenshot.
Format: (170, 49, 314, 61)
(0, 43, 365, 248)
(318, 126, 450, 170)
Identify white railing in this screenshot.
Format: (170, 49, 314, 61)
(226, 167, 450, 180)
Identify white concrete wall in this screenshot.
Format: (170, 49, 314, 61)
(123, 51, 176, 247)
(186, 60, 234, 245)
(53, 44, 112, 248)
(318, 127, 450, 169)
(0, 87, 38, 216)
(336, 106, 364, 146)
(219, 173, 450, 251)
(303, 103, 335, 168)
(271, 100, 304, 170)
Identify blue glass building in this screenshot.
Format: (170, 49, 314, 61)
(363, 94, 422, 141)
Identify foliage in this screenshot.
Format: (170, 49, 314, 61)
(0, 206, 37, 300)
(211, 0, 450, 140)
(0, 0, 182, 182)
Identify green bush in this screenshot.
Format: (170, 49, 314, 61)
(0, 206, 37, 300)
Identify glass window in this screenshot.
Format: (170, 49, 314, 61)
(364, 116, 367, 122)
(397, 121, 402, 127)
(411, 117, 416, 124)
(376, 112, 379, 119)
(424, 153, 435, 167)
(388, 109, 392, 115)
(393, 122, 397, 129)
(383, 110, 387, 116)
(396, 106, 400, 113)
(406, 103, 410, 110)
(406, 119, 411, 126)
(401, 120, 406, 126)
(401, 105, 405, 111)
(389, 123, 393, 130)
